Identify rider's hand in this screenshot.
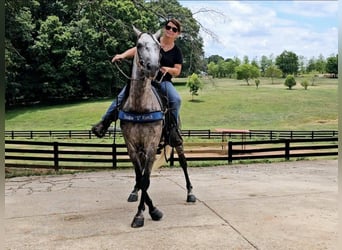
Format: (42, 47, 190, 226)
(160, 66, 169, 74)
(112, 54, 124, 63)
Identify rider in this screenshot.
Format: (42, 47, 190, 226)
(92, 18, 184, 146)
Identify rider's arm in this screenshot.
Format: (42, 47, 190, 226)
(112, 47, 137, 62)
(160, 64, 182, 77)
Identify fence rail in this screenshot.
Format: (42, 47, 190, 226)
(227, 137, 338, 163)
(5, 137, 338, 170)
(4, 129, 338, 140)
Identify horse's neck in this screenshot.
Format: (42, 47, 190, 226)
(130, 62, 151, 100)
(124, 62, 157, 112)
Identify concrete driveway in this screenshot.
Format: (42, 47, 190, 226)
(5, 160, 337, 250)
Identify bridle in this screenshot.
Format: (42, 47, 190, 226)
(114, 32, 166, 83)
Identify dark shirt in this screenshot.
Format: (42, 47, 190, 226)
(156, 45, 183, 82)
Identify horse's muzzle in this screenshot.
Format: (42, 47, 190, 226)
(144, 63, 159, 78)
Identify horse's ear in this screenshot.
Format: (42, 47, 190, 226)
(154, 29, 162, 40)
(132, 25, 142, 37)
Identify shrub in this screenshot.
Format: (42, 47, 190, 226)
(301, 79, 309, 90)
(284, 75, 296, 90)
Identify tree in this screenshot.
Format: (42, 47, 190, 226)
(284, 75, 296, 90)
(301, 79, 309, 90)
(306, 57, 317, 73)
(235, 64, 260, 85)
(251, 58, 259, 69)
(243, 55, 249, 64)
(265, 65, 282, 84)
(255, 79, 260, 89)
(207, 61, 219, 78)
(326, 55, 338, 76)
(298, 55, 306, 74)
(260, 55, 272, 76)
(186, 73, 203, 101)
(315, 54, 326, 73)
(5, 0, 205, 105)
(207, 54, 224, 64)
(275, 50, 299, 77)
(223, 59, 236, 78)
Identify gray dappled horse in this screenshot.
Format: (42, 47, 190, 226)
(119, 26, 195, 228)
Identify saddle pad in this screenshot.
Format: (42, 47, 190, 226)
(119, 110, 164, 123)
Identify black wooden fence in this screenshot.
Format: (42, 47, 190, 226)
(227, 137, 338, 163)
(4, 129, 338, 140)
(5, 137, 338, 170)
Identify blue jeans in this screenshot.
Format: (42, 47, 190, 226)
(103, 81, 181, 124)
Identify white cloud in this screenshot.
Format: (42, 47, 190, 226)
(180, 1, 338, 61)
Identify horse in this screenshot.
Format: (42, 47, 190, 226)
(119, 26, 195, 228)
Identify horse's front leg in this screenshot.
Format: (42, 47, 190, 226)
(141, 171, 163, 221)
(131, 165, 145, 228)
(128, 166, 140, 202)
(175, 145, 196, 203)
(131, 169, 163, 228)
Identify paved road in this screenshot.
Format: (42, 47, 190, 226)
(5, 160, 337, 250)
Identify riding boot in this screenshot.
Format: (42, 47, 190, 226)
(167, 114, 183, 147)
(91, 109, 118, 138)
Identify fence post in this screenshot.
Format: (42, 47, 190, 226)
(285, 140, 290, 160)
(53, 142, 59, 171)
(112, 144, 117, 169)
(228, 141, 233, 164)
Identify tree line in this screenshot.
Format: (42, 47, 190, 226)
(5, 0, 338, 107)
(206, 51, 338, 84)
(5, 0, 204, 107)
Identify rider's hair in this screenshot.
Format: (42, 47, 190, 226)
(164, 18, 181, 33)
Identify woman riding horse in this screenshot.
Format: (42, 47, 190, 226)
(93, 19, 196, 208)
(92, 18, 183, 147)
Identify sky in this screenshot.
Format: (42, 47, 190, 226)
(178, 1, 338, 62)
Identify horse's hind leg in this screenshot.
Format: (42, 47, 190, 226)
(175, 145, 196, 203)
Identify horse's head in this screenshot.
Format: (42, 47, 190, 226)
(133, 26, 161, 79)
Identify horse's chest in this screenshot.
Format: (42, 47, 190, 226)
(124, 91, 160, 113)
(121, 123, 163, 145)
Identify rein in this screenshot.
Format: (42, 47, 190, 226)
(114, 60, 166, 84)
(114, 60, 132, 80)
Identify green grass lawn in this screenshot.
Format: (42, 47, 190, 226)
(5, 77, 338, 131)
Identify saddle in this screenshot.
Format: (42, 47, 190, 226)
(151, 81, 183, 148)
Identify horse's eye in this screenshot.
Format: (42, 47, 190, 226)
(137, 43, 142, 49)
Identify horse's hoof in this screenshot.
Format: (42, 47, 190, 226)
(149, 207, 163, 221)
(187, 194, 196, 203)
(127, 192, 138, 202)
(131, 215, 144, 228)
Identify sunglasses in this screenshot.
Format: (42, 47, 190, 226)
(165, 25, 178, 33)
